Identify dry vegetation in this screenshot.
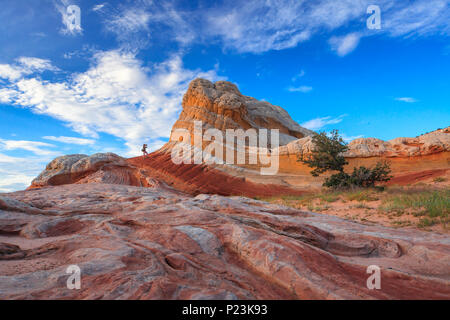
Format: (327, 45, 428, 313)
(257, 186, 449, 233)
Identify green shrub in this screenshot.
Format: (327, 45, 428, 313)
(299, 130, 392, 190)
(323, 162, 392, 190)
(298, 130, 348, 177)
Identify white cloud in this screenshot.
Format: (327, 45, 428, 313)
(0, 57, 57, 81)
(329, 33, 361, 56)
(16, 57, 58, 72)
(0, 50, 224, 157)
(0, 88, 17, 103)
(90, 1, 450, 54)
(301, 114, 347, 130)
(0, 153, 55, 193)
(395, 97, 417, 103)
(0, 139, 57, 156)
(100, 3, 196, 51)
(92, 4, 106, 12)
(0, 64, 23, 81)
(106, 9, 150, 35)
(0, 153, 24, 163)
(205, 0, 450, 54)
(383, 0, 450, 37)
(0, 171, 36, 192)
(205, 0, 366, 53)
(206, 1, 317, 53)
(341, 133, 364, 142)
(292, 70, 305, 82)
(287, 85, 313, 93)
(43, 136, 96, 145)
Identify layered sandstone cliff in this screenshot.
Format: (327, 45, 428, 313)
(163, 78, 450, 189)
(30, 153, 160, 189)
(277, 127, 450, 158)
(169, 78, 450, 159)
(170, 78, 314, 146)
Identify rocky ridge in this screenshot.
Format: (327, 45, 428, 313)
(277, 126, 450, 158)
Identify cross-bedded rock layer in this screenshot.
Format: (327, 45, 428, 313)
(1, 183, 449, 299)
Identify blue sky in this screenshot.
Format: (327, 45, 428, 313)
(0, 0, 449, 192)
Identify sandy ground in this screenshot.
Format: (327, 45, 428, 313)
(265, 178, 450, 234)
(294, 199, 448, 233)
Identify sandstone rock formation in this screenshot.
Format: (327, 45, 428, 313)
(1, 183, 449, 299)
(277, 126, 450, 158)
(170, 78, 314, 146)
(28, 78, 449, 194)
(164, 78, 450, 190)
(273, 127, 450, 188)
(29, 150, 304, 197)
(30, 153, 160, 190)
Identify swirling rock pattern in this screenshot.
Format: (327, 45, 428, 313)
(0, 183, 449, 299)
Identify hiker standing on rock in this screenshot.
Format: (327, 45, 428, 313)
(142, 144, 148, 157)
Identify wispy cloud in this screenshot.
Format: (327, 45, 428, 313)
(0, 57, 57, 81)
(85, 1, 450, 54)
(0, 153, 56, 192)
(291, 70, 305, 82)
(287, 85, 313, 93)
(16, 57, 58, 72)
(205, 0, 365, 53)
(301, 114, 347, 130)
(395, 97, 418, 103)
(92, 3, 106, 12)
(341, 133, 364, 142)
(0, 50, 224, 157)
(204, 0, 450, 54)
(100, 2, 196, 51)
(329, 33, 361, 57)
(0, 139, 57, 156)
(105, 9, 151, 36)
(43, 136, 96, 145)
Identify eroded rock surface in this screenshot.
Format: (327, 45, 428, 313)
(30, 153, 161, 190)
(170, 78, 314, 146)
(1, 183, 449, 299)
(277, 127, 450, 158)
